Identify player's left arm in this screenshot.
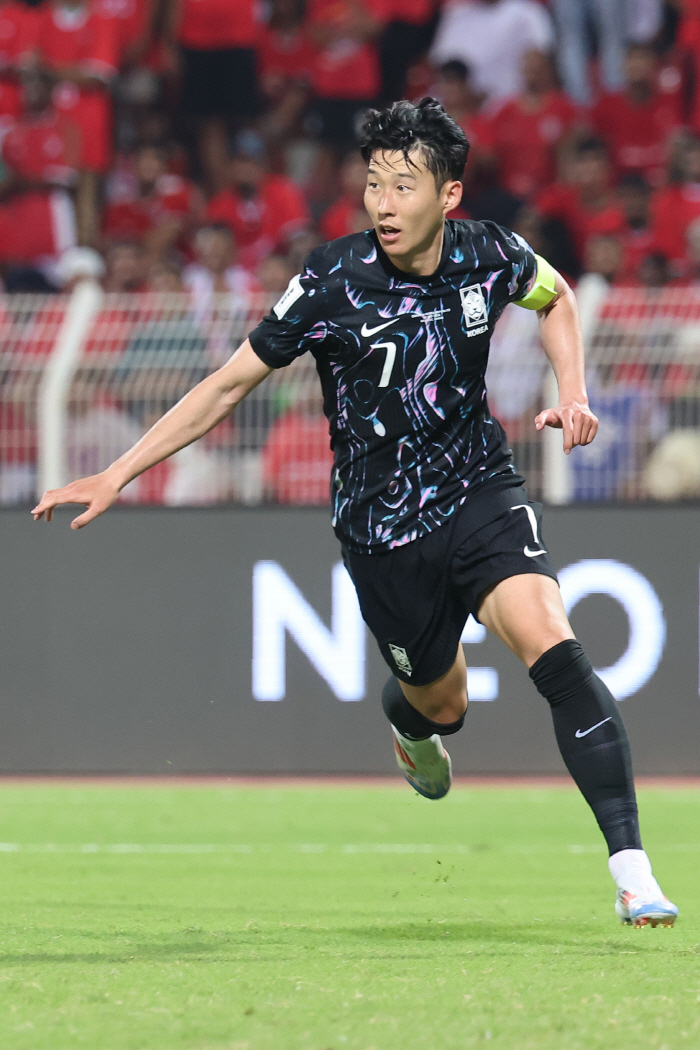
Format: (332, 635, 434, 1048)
(515, 257, 599, 455)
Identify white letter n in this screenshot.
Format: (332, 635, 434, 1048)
(252, 561, 365, 701)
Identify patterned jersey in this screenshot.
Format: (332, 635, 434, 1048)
(248, 218, 538, 553)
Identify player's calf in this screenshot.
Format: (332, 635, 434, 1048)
(530, 639, 678, 926)
(529, 639, 640, 856)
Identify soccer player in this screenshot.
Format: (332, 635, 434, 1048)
(32, 98, 677, 928)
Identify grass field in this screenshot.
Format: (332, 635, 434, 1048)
(0, 782, 697, 1050)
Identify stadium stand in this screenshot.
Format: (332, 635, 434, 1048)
(1, 0, 700, 508)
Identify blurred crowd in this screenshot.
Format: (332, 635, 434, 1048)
(2, 0, 700, 293)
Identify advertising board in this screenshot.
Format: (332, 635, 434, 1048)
(0, 506, 697, 774)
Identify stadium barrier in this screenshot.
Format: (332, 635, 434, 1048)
(3, 504, 699, 774)
(1, 281, 700, 505)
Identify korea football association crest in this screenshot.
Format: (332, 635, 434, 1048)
(389, 644, 413, 677)
(460, 284, 488, 327)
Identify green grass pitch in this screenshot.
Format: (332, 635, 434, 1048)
(0, 782, 697, 1050)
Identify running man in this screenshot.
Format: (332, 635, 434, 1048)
(33, 99, 677, 928)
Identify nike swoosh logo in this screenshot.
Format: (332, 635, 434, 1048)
(524, 546, 548, 558)
(575, 717, 612, 738)
(361, 319, 398, 337)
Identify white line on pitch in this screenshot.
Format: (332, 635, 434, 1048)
(0, 842, 695, 855)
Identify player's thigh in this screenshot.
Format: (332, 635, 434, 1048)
(477, 573, 574, 669)
(342, 532, 467, 689)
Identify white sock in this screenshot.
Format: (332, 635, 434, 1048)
(608, 848, 656, 890)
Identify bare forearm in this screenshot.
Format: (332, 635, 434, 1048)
(533, 275, 598, 452)
(537, 284, 588, 403)
(106, 371, 240, 489)
(32, 339, 273, 528)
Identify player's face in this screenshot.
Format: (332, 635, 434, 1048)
(364, 150, 462, 269)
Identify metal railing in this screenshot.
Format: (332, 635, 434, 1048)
(0, 282, 698, 506)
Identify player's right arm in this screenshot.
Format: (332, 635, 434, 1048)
(32, 339, 272, 529)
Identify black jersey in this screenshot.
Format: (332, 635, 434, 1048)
(248, 218, 538, 553)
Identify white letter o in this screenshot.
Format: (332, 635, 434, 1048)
(558, 559, 666, 700)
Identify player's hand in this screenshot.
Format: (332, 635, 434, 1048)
(31, 471, 121, 529)
(534, 401, 599, 455)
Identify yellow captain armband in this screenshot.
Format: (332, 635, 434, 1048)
(514, 254, 558, 310)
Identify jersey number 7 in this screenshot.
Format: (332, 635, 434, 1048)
(371, 341, 397, 388)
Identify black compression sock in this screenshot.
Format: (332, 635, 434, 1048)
(381, 675, 465, 739)
(529, 639, 642, 856)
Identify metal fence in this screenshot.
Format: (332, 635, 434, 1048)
(0, 282, 699, 506)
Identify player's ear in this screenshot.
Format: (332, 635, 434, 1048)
(442, 179, 463, 214)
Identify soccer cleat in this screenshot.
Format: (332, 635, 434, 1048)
(614, 886, 679, 928)
(391, 725, 452, 800)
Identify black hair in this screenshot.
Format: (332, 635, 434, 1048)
(198, 223, 234, 240)
(439, 60, 470, 83)
(135, 142, 168, 159)
(359, 97, 469, 190)
(617, 172, 651, 193)
(575, 136, 608, 158)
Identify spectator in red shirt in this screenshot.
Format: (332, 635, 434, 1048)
(430, 59, 494, 200)
(587, 173, 657, 283)
(207, 132, 310, 271)
(103, 143, 203, 261)
(168, 0, 261, 193)
(0, 0, 38, 131)
(433, 59, 492, 155)
(651, 135, 700, 273)
(378, 0, 434, 103)
(536, 137, 615, 266)
(319, 150, 369, 241)
(262, 393, 334, 505)
(94, 0, 152, 67)
(0, 69, 79, 277)
(307, 0, 387, 147)
(34, 0, 121, 246)
(591, 43, 682, 188)
(485, 49, 580, 199)
(34, 0, 120, 175)
(258, 0, 315, 150)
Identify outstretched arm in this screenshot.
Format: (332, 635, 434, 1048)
(32, 339, 272, 528)
(533, 271, 598, 455)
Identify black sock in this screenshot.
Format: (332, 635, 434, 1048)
(529, 639, 642, 856)
(381, 676, 465, 739)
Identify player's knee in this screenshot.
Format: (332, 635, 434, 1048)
(528, 638, 592, 704)
(424, 690, 468, 724)
(401, 684, 467, 725)
(382, 675, 466, 738)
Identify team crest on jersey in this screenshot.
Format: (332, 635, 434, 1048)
(389, 644, 413, 676)
(460, 284, 488, 327)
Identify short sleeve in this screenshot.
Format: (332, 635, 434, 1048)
(248, 255, 328, 369)
(487, 222, 538, 303)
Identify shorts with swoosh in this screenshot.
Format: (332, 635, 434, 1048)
(342, 489, 558, 687)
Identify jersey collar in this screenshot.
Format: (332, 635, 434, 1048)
(371, 221, 453, 286)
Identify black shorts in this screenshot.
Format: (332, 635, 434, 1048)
(180, 47, 258, 120)
(342, 487, 558, 687)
